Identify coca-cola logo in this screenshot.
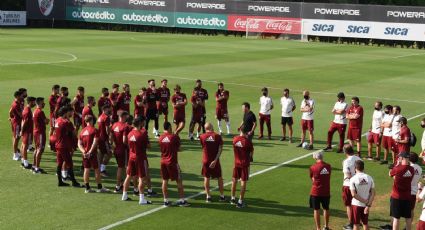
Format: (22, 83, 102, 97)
(233, 18, 260, 29)
(266, 21, 293, 31)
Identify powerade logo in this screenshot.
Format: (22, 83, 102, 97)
(347, 25, 370, 34)
(129, 0, 166, 7)
(74, 0, 110, 3)
(387, 11, 425, 18)
(71, 10, 115, 20)
(312, 24, 334, 32)
(314, 8, 360, 16)
(384, 27, 409, 36)
(176, 16, 226, 28)
(122, 13, 169, 24)
(186, 3, 226, 10)
(247, 5, 290, 13)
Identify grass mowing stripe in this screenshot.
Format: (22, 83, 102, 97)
(98, 110, 425, 230)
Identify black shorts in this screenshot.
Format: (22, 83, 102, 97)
(390, 197, 411, 219)
(309, 196, 330, 210)
(146, 108, 158, 120)
(281, 117, 294, 126)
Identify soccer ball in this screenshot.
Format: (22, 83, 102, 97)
(302, 142, 309, 149)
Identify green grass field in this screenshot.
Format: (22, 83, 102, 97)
(0, 28, 424, 230)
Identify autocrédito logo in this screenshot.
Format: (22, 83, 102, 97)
(38, 0, 54, 16)
(72, 10, 115, 20)
(177, 16, 226, 27)
(122, 13, 169, 24)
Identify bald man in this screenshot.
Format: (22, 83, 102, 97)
(298, 90, 315, 150)
(199, 122, 225, 202)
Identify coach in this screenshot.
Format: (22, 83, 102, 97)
(239, 102, 257, 141)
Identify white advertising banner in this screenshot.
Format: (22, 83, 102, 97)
(0, 11, 27, 26)
(302, 19, 425, 41)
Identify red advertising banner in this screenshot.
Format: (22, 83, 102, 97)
(228, 15, 301, 34)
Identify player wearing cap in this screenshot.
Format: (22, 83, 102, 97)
(389, 151, 414, 230)
(367, 101, 384, 161)
(158, 79, 171, 124)
(380, 105, 394, 165)
(199, 122, 225, 203)
(258, 87, 273, 140)
(324, 92, 348, 153)
(342, 144, 362, 230)
(32, 97, 49, 174)
(171, 85, 187, 136)
(21, 97, 36, 169)
(347, 97, 364, 157)
(349, 160, 375, 230)
(231, 127, 254, 208)
(215, 83, 230, 136)
(280, 88, 296, 142)
(159, 122, 190, 207)
(309, 151, 331, 230)
(71, 86, 85, 132)
(78, 115, 109, 194)
(121, 117, 153, 205)
(297, 90, 315, 150)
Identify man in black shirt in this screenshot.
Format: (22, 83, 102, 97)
(239, 102, 257, 141)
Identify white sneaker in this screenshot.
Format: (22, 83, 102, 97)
(85, 189, 95, 193)
(97, 187, 110, 193)
(139, 199, 152, 205)
(12, 153, 19, 161)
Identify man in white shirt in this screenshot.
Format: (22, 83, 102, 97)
(342, 144, 362, 230)
(380, 105, 394, 165)
(349, 160, 375, 230)
(409, 153, 422, 221)
(367, 101, 384, 161)
(297, 90, 315, 150)
(258, 87, 273, 140)
(421, 118, 425, 159)
(415, 180, 425, 229)
(280, 88, 296, 143)
(324, 92, 347, 153)
(388, 106, 402, 169)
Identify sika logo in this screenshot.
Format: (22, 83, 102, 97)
(38, 0, 54, 16)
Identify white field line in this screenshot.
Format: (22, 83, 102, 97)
(98, 111, 425, 230)
(0, 49, 77, 66)
(394, 53, 425, 59)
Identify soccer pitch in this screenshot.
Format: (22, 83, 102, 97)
(0, 28, 424, 230)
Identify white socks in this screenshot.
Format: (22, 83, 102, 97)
(61, 170, 68, 178)
(122, 192, 128, 201)
(100, 164, 106, 172)
(217, 120, 222, 133)
(226, 121, 231, 134)
(23, 160, 29, 167)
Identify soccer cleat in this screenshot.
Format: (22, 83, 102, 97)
(28, 146, 35, 152)
(33, 169, 42, 174)
(190, 136, 194, 141)
(122, 197, 132, 201)
(100, 171, 109, 178)
(343, 223, 353, 230)
(230, 198, 237, 205)
(379, 224, 392, 230)
(12, 153, 20, 161)
(58, 181, 70, 187)
(236, 202, 246, 208)
(114, 185, 123, 193)
(219, 196, 226, 202)
(366, 157, 373, 161)
(23, 164, 33, 170)
(307, 145, 314, 150)
(323, 146, 332, 151)
(147, 190, 158, 197)
(85, 189, 95, 193)
(163, 201, 172, 207)
(139, 200, 153, 205)
(296, 143, 303, 148)
(380, 160, 388, 165)
(206, 197, 212, 203)
(280, 137, 286, 141)
(288, 138, 293, 144)
(176, 200, 191, 207)
(97, 188, 110, 193)
(72, 182, 82, 188)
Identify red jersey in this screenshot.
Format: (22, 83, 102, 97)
(232, 135, 254, 168)
(9, 100, 22, 124)
(73, 95, 84, 115)
(191, 95, 203, 116)
(310, 161, 332, 197)
(171, 92, 187, 117)
(49, 94, 58, 116)
(134, 95, 146, 117)
(348, 105, 364, 129)
(110, 92, 119, 120)
(127, 129, 149, 160)
(398, 126, 411, 153)
(97, 113, 111, 142)
(82, 106, 95, 128)
(33, 108, 47, 134)
(117, 92, 131, 113)
(158, 87, 170, 102)
(145, 88, 159, 110)
(97, 96, 112, 116)
(22, 106, 34, 134)
(390, 164, 414, 200)
(200, 132, 223, 164)
(55, 117, 75, 151)
(111, 121, 129, 152)
(159, 133, 180, 165)
(79, 126, 99, 154)
(54, 96, 69, 116)
(216, 90, 229, 110)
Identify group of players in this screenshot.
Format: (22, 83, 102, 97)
(8, 79, 255, 208)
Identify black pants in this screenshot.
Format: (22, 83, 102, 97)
(145, 108, 159, 131)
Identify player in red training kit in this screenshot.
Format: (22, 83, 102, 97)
(71, 86, 85, 132)
(231, 128, 254, 208)
(97, 105, 112, 177)
(171, 85, 187, 136)
(134, 87, 147, 120)
(20, 97, 36, 169)
(78, 115, 109, 194)
(9, 90, 24, 161)
(121, 117, 153, 205)
(32, 97, 49, 174)
(159, 122, 190, 207)
(48, 85, 60, 136)
(110, 84, 120, 122)
(98, 88, 112, 116)
(199, 122, 225, 203)
(157, 79, 171, 124)
(347, 97, 364, 156)
(215, 82, 230, 135)
(117, 84, 131, 113)
(82, 96, 96, 129)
